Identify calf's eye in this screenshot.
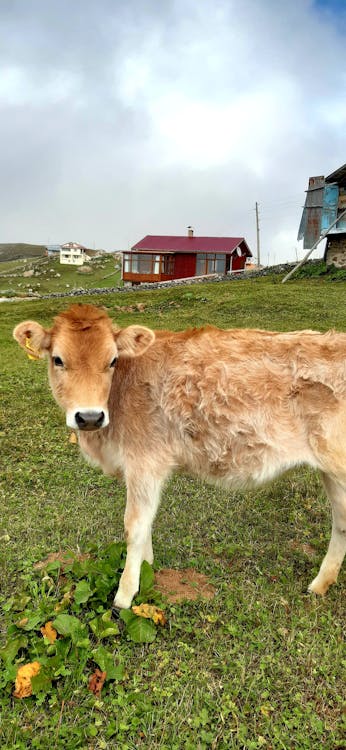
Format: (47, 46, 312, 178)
(110, 357, 118, 368)
(53, 356, 64, 367)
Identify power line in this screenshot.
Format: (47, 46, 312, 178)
(259, 194, 303, 208)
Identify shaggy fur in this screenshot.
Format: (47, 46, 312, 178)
(13, 304, 346, 609)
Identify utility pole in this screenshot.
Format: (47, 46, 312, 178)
(255, 202, 260, 267)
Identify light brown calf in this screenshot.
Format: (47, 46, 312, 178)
(13, 304, 346, 609)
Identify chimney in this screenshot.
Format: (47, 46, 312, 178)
(187, 226, 194, 238)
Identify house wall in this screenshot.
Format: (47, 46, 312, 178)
(173, 252, 249, 277)
(122, 249, 249, 284)
(173, 253, 196, 278)
(60, 249, 84, 266)
(231, 254, 247, 272)
(326, 236, 346, 268)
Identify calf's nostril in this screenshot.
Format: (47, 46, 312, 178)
(75, 410, 105, 430)
(75, 411, 86, 428)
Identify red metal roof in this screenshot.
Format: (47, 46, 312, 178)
(131, 235, 252, 256)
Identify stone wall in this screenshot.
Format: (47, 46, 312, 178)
(2, 259, 329, 303)
(326, 236, 346, 269)
(35, 260, 321, 301)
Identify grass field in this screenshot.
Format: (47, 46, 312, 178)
(0, 244, 47, 263)
(1, 275, 345, 749)
(0, 255, 121, 297)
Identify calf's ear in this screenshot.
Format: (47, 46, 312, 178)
(13, 321, 52, 360)
(114, 325, 155, 358)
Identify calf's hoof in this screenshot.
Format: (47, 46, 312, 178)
(112, 592, 134, 611)
(308, 577, 330, 596)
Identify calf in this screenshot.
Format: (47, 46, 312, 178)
(13, 304, 346, 609)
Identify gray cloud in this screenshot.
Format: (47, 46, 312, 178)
(0, 0, 345, 261)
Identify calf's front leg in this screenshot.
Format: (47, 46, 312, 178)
(113, 474, 163, 610)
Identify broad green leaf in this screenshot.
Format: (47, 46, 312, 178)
(120, 610, 156, 643)
(76, 637, 90, 649)
(92, 645, 124, 681)
(87, 566, 117, 601)
(71, 559, 91, 579)
(45, 560, 63, 574)
(74, 580, 93, 605)
(52, 614, 88, 646)
(31, 667, 53, 695)
(52, 614, 82, 636)
(102, 542, 126, 568)
(2, 596, 15, 612)
(0, 635, 28, 665)
(54, 664, 72, 677)
(54, 637, 71, 660)
(0, 661, 17, 688)
(16, 613, 42, 631)
(139, 561, 155, 597)
(89, 610, 119, 639)
(2, 594, 31, 612)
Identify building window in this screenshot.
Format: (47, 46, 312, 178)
(123, 253, 175, 275)
(196, 253, 226, 275)
(163, 255, 175, 274)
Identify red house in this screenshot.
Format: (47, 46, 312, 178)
(122, 228, 252, 285)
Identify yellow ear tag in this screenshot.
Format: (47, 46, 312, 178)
(25, 336, 41, 360)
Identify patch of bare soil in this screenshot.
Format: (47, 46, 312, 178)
(34, 555, 216, 604)
(34, 551, 91, 571)
(289, 540, 317, 558)
(154, 568, 216, 603)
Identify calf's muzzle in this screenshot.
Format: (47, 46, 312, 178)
(75, 410, 106, 431)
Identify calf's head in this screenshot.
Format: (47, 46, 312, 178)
(13, 304, 155, 431)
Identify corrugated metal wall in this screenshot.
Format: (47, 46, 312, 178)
(321, 184, 338, 232)
(297, 176, 325, 248)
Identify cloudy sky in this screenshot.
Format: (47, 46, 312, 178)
(1, 0, 345, 263)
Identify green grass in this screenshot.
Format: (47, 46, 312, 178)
(0, 255, 121, 297)
(0, 244, 47, 263)
(295, 261, 346, 281)
(1, 275, 346, 749)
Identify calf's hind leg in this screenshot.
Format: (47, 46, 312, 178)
(308, 472, 346, 595)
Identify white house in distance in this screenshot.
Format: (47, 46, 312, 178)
(60, 241, 89, 266)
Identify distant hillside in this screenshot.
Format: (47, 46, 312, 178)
(0, 243, 47, 262)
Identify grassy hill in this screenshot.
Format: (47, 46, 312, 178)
(0, 243, 47, 262)
(0, 254, 121, 296)
(0, 276, 345, 749)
